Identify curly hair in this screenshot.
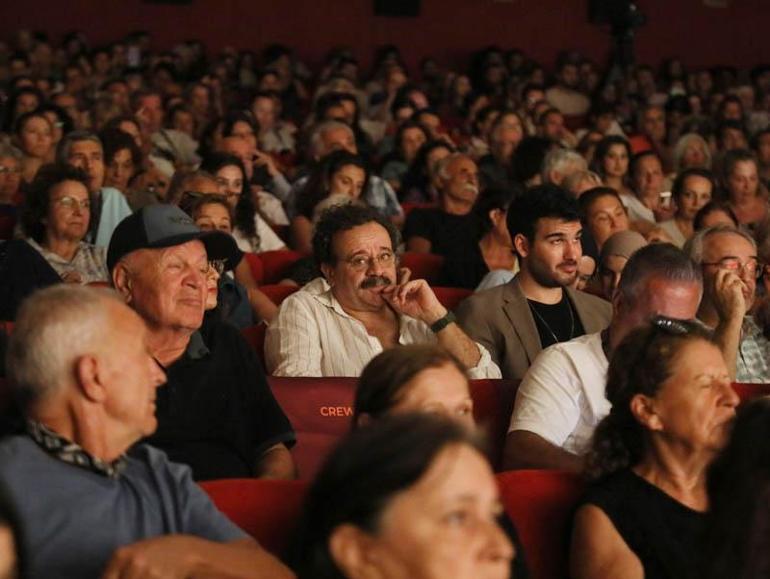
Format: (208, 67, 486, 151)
(20, 163, 90, 244)
(586, 319, 714, 480)
(312, 203, 400, 268)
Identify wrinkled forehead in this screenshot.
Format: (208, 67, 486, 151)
(703, 231, 756, 261)
(332, 222, 393, 259)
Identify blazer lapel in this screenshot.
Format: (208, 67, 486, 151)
(502, 277, 542, 365)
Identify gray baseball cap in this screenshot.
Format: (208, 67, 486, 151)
(107, 204, 239, 271)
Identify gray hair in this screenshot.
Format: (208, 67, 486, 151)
(541, 148, 587, 183)
(672, 133, 712, 173)
(435, 152, 473, 182)
(56, 130, 102, 165)
(562, 169, 602, 195)
(0, 143, 23, 160)
(685, 224, 757, 265)
(617, 243, 703, 306)
(309, 120, 354, 159)
(6, 285, 122, 407)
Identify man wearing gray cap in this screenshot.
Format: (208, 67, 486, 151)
(109, 204, 296, 480)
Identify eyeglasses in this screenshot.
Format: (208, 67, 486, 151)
(345, 251, 395, 271)
(702, 257, 763, 280)
(0, 166, 21, 175)
(54, 196, 90, 210)
(207, 259, 226, 275)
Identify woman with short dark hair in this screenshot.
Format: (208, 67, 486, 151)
(291, 413, 514, 579)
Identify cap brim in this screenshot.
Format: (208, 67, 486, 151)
(148, 230, 241, 271)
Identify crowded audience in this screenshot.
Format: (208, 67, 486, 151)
(2, 25, 770, 578)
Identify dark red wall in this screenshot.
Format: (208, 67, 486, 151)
(2, 0, 768, 72)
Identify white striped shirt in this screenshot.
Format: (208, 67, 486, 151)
(265, 277, 501, 378)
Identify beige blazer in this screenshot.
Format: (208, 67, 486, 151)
(456, 276, 612, 381)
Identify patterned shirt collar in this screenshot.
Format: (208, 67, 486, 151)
(26, 419, 127, 479)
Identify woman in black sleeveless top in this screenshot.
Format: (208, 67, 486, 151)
(570, 317, 740, 579)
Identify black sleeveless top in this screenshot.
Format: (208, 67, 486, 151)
(581, 469, 706, 579)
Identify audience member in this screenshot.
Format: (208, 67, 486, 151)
(570, 318, 738, 579)
(505, 244, 701, 471)
(458, 184, 611, 381)
(291, 413, 514, 579)
(596, 230, 648, 300)
(578, 186, 631, 253)
(56, 130, 132, 247)
(687, 225, 770, 382)
(14, 111, 53, 185)
(722, 149, 767, 228)
(201, 152, 287, 253)
(657, 168, 715, 247)
(266, 204, 501, 377)
(541, 147, 587, 186)
(403, 152, 482, 255)
(109, 204, 296, 479)
(440, 186, 518, 289)
(0, 285, 292, 578)
(693, 200, 739, 231)
(591, 136, 634, 198)
(702, 397, 770, 579)
(292, 150, 369, 254)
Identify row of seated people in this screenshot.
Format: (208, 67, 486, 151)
(1, 281, 770, 578)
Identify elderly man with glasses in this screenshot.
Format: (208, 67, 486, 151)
(265, 204, 501, 378)
(686, 224, 770, 383)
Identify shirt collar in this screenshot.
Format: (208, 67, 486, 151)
(26, 419, 127, 479)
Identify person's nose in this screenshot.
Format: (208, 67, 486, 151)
(481, 517, 515, 566)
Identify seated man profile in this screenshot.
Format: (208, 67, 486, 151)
(0, 285, 292, 578)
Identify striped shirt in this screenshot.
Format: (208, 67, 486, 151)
(265, 277, 501, 378)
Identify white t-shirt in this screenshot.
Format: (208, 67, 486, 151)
(509, 332, 610, 455)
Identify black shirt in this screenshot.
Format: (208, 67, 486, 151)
(439, 241, 490, 290)
(403, 208, 481, 259)
(527, 293, 585, 349)
(581, 469, 706, 579)
(145, 321, 295, 481)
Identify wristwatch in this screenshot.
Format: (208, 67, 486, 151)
(430, 311, 457, 334)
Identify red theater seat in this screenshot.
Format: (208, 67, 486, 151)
(733, 382, 770, 402)
(400, 252, 444, 284)
(433, 286, 472, 311)
(400, 202, 434, 219)
(497, 470, 585, 579)
(243, 253, 265, 285)
(470, 379, 519, 470)
(268, 376, 356, 480)
(200, 478, 307, 558)
(268, 376, 520, 479)
(260, 284, 299, 306)
(259, 250, 304, 284)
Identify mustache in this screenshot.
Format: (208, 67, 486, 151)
(360, 275, 393, 289)
(559, 260, 578, 267)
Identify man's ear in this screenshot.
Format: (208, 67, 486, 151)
(320, 263, 335, 286)
(630, 393, 663, 431)
(329, 524, 380, 579)
(75, 355, 107, 403)
(112, 263, 133, 303)
(513, 233, 530, 259)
